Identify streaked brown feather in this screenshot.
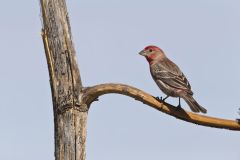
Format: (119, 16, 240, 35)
(150, 57, 193, 95)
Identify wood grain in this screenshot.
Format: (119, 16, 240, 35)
(40, 0, 87, 160)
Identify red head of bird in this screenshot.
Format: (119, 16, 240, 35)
(139, 45, 166, 65)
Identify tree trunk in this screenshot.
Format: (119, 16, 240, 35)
(40, 0, 88, 160)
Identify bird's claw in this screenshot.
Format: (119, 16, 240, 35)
(160, 96, 164, 101)
(175, 104, 183, 111)
(154, 96, 164, 103)
(177, 104, 181, 108)
(175, 105, 183, 111)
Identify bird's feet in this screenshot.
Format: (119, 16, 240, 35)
(174, 97, 183, 111)
(177, 103, 181, 108)
(175, 104, 183, 111)
(154, 96, 163, 103)
(154, 96, 168, 104)
(154, 96, 164, 103)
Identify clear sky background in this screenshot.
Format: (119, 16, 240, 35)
(0, 0, 240, 160)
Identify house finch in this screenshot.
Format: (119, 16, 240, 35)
(139, 45, 207, 113)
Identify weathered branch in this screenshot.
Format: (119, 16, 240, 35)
(83, 83, 240, 131)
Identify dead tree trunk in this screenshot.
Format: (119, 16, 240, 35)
(40, 0, 87, 159)
(39, 0, 240, 160)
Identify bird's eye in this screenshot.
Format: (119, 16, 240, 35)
(149, 49, 153, 52)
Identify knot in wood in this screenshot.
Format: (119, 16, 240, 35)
(78, 104, 89, 112)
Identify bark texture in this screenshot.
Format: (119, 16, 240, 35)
(40, 0, 88, 160)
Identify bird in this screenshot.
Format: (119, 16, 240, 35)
(139, 45, 207, 113)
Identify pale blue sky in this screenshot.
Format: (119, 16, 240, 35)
(0, 0, 240, 160)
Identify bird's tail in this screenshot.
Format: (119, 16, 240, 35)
(182, 95, 207, 114)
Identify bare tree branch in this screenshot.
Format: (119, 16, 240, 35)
(83, 83, 240, 131)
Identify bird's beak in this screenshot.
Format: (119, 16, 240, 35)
(139, 50, 146, 56)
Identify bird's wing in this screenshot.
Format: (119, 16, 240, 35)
(151, 58, 193, 94)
